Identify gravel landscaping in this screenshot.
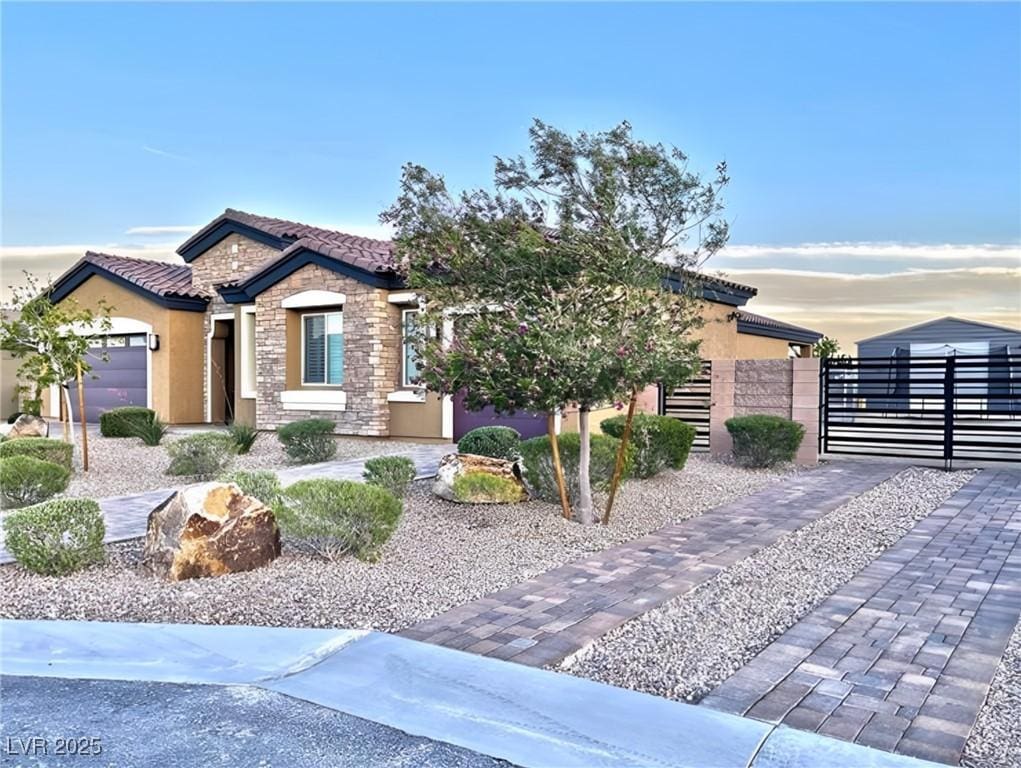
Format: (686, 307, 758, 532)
(61, 429, 432, 499)
(0, 456, 794, 631)
(558, 467, 974, 702)
(962, 617, 1021, 768)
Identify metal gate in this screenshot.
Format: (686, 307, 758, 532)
(820, 354, 1021, 468)
(660, 361, 712, 452)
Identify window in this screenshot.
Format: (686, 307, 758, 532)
(302, 311, 343, 385)
(402, 309, 421, 388)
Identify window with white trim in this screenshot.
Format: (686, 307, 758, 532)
(402, 308, 421, 388)
(302, 311, 344, 385)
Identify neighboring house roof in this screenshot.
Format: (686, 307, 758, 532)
(665, 270, 758, 307)
(49, 251, 209, 312)
(856, 316, 1021, 344)
(736, 310, 823, 345)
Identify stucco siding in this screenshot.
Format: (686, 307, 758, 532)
(389, 393, 445, 440)
(736, 332, 792, 359)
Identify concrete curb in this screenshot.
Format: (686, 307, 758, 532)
(1, 620, 941, 768)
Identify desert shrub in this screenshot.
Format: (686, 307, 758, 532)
(277, 419, 337, 464)
(219, 469, 282, 505)
(275, 479, 401, 562)
(3, 498, 105, 575)
(165, 432, 236, 478)
(363, 456, 416, 499)
(457, 426, 522, 460)
(99, 406, 156, 438)
(227, 422, 258, 455)
(0, 456, 71, 509)
(452, 472, 523, 503)
(132, 416, 168, 446)
(600, 414, 696, 478)
(0, 437, 73, 470)
(519, 432, 633, 506)
(726, 414, 805, 468)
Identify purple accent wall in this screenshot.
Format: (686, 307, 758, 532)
(453, 390, 548, 440)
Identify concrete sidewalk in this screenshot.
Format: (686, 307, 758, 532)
(2, 619, 941, 768)
(0, 443, 451, 564)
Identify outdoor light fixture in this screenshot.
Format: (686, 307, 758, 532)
(148, 334, 160, 352)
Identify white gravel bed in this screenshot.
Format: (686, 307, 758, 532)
(961, 617, 1021, 768)
(559, 467, 974, 702)
(61, 431, 432, 499)
(0, 456, 793, 632)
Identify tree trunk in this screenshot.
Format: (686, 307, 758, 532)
(547, 413, 572, 520)
(602, 388, 638, 525)
(576, 406, 595, 524)
(77, 363, 89, 472)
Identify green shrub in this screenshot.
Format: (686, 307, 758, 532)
(363, 456, 416, 499)
(519, 432, 634, 506)
(132, 416, 168, 446)
(275, 479, 402, 562)
(3, 498, 105, 575)
(601, 414, 696, 478)
(726, 415, 805, 468)
(452, 472, 523, 503)
(165, 432, 236, 478)
(0, 437, 73, 470)
(227, 422, 258, 455)
(0, 455, 71, 509)
(99, 406, 156, 438)
(219, 469, 282, 505)
(457, 426, 522, 460)
(277, 419, 337, 464)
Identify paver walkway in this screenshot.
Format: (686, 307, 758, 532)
(702, 468, 1021, 766)
(0, 443, 452, 564)
(401, 461, 901, 667)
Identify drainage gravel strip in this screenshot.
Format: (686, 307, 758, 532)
(961, 616, 1021, 768)
(559, 467, 974, 702)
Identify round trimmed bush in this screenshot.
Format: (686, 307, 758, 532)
(363, 456, 416, 499)
(457, 426, 522, 460)
(518, 432, 633, 507)
(100, 406, 156, 438)
(165, 432, 236, 478)
(3, 498, 105, 575)
(0, 437, 73, 470)
(219, 469, 282, 505)
(726, 414, 805, 468)
(0, 455, 71, 509)
(275, 479, 402, 562)
(601, 414, 696, 478)
(277, 419, 337, 464)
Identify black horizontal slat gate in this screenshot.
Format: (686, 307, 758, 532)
(660, 361, 711, 452)
(820, 354, 1021, 468)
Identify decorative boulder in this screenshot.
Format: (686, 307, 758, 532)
(143, 482, 281, 581)
(8, 414, 48, 440)
(432, 453, 529, 504)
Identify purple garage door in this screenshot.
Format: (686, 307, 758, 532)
(69, 334, 148, 423)
(452, 390, 548, 441)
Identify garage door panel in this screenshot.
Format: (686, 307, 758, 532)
(70, 338, 148, 423)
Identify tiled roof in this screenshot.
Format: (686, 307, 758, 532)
(737, 310, 823, 342)
(681, 270, 757, 296)
(179, 208, 396, 276)
(81, 251, 205, 298)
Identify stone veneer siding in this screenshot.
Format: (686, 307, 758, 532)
(189, 233, 283, 421)
(254, 263, 401, 435)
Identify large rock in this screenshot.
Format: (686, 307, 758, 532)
(432, 453, 528, 504)
(7, 414, 48, 439)
(143, 482, 281, 580)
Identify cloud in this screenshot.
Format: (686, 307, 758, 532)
(717, 242, 1021, 265)
(142, 145, 190, 161)
(125, 225, 199, 236)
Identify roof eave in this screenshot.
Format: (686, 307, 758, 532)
(176, 218, 289, 262)
(737, 318, 822, 345)
(50, 261, 208, 312)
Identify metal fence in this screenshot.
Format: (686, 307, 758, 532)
(820, 354, 1021, 468)
(660, 361, 712, 452)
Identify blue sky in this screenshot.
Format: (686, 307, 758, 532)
(2, 2, 1019, 346)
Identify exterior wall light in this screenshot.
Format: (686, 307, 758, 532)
(148, 334, 160, 352)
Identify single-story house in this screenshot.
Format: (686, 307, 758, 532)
(42, 208, 822, 439)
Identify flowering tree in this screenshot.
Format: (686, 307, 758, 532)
(1, 273, 112, 452)
(383, 120, 729, 524)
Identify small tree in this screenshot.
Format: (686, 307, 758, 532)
(384, 120, 728, 525)
(813, 336, 842, 359)
(1, 273, 112, 454)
